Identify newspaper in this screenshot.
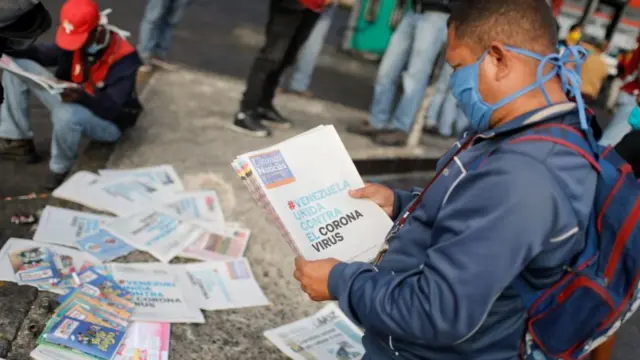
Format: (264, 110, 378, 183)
(232, 125, 392, 262)
(103, 208, 205, 263)
(180, 258, 269, 311)
(52, 171, 109, 211)
(114, 322, 170, 360)
(31, 343, 94, 360)
(0, 55, 79, 95)
(76, 229, 136, 262)
(108, 263, 205, 323)
(33, 206, 110, 248)
(0, 238, 99, 294)
(92, 177, 171, 216)
(162, 190, 225, 234)
(264, 303, 365, 360)
(98, 165, 184, 193)
(179, 223, 250, 261)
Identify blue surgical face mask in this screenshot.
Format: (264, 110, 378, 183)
(449, 45, 586, 133)
(629, 106, 640, 130)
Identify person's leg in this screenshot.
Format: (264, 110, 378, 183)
(287, 5, 337, 93)
(376, 11, 449, 146)
(137, 0, 171, 64)
(615, 130, 640, 177)
(154, 0, 190, 61)
(49, 103, 121, 177)
(438, 91, 460, 137)
(599, 91, 636, 146)
(425, 63, 453, 130)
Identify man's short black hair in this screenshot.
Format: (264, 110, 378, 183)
(448, 0, 559, 55)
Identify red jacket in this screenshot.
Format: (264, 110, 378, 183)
(619, 46, 640, 95)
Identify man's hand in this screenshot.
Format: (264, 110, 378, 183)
(293, 257, 340, 301)
(61, 87, 84, 103)
(349, 183, 395, 217)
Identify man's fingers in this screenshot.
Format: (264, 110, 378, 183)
(293, 269, 301, 281)
(349, 183, 374, 199)
(294, 256, 305, 270)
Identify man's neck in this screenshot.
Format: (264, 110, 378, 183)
(490, 81, 569, 128)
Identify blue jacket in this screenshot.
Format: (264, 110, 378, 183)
(328, 103, 598, 360)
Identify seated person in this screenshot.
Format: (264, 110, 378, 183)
(0, 0, 141, 189)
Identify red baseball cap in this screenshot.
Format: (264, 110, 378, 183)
(55, 0, 100, 51)
(298, 0, 326, 12)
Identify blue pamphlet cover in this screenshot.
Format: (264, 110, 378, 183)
(44, 315, 125, 359)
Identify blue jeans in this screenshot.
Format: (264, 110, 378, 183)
(0, 59, 121, 174)
(425, 64, 468, 136)
(286, 5, 337, 92)
(137, 0, 191, 61)
(369, 10, 449, 132)
(600, 91, 635, 146)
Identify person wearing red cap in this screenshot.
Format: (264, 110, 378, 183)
(0, 0, 142, 190)
(232, 0, 332, 137)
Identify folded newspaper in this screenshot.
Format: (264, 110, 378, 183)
(264, 303, 365, 360)
(0, 55, 79, 95)
(232, 125, 392, 262)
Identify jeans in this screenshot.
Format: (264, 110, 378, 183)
(600, 91, 635, 146)
(286, 4, 336, 92)
(138, 0, 191, 61)
(0, 59, 121, 174)
(424, 63, 467, 136)
(369, 10, 449, 133)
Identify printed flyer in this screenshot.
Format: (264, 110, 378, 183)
(52, 171, 111, 212)
(76, 229, 135, 262)
(114, 322, 170, 360)
(99, 165, 184, 193)
(33, 206, 110, 248)
(108, 263, 205, 323)
(233, 125, 392, 262)
(182, 258, 269, 311)
(180, 223, 250, 261)
(264, 303, 365, 360)
(94, 177, 168, 216)
(162, 190, 225, 234)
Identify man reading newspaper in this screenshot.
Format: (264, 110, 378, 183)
(294, 1, 618, 359)
(0, 0, 142, 190)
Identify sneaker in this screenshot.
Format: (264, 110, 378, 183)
(43, 171, 69, 191)
(258, 106, 292, 129)
(346, 121, 390, 136)
(374, 131, 409, 147)
(0, 138, 40, 163)
(282, 88, 314, 98)
(232, 111, 271, 137)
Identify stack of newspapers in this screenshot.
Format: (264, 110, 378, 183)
(232, 125, 392, 262)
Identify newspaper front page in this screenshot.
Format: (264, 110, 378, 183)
(98, 165, 184, 193)
(33, 206, 110, 248)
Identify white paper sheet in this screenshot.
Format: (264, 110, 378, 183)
(33, 206, 111, 248)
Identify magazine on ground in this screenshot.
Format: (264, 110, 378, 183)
(98, 165, 184, 193)
(179, 223, 250, 261)
(107, 263, 205, 323)
(180, 258, 269, 311)
(161, 190, 225, 234)
(0, 55, 80, 95)
(113, 322, 170, 360)
(264, 303, 365, 360)
(103, 208, 205, 263)
(232, 125, 392, 262)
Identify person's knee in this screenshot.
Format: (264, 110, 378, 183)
(51, 105, 83, 132)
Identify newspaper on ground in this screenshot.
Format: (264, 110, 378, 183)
(75, 229, 136, 262)
(0, 55, 80, 95)
(113, 322, 170, 360)
(52, 171, 109, 211)
(98, 165, 184, 193)
(179, 222, 250, 261)
(264, 303, 365, 360)
(103, 208, 205, 263)
(232, 125, 392, 262)
(91, 177, 172, 216)
(180, 258, 269, 311)
(161, 190, 225, 234)
(0, 238, 99, 294)
(108, 263, 205, 323)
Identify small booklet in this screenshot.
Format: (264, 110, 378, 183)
(233, 125, 392, 262)
(8, 246, 60, 285)
(98, 165, 184, 193)
(33, 206, 110, 248)
(0, 55, 80, 94)
(162, 190, 225, 234)
(180, 223, 250, 261)
(113, 322, 170, 360)
(108, 263, 205, 323)
(103, 208, 205, 263)
(180, 258, 269, 311)
(264, 303, 365, 360)
(44, 316, 126, 360)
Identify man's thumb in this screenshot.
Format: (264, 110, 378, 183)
(349, 184, 373, 199)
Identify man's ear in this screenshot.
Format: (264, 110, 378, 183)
(488, 41, 510, 81)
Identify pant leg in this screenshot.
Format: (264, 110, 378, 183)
(0, 59, 66, 139)
(287, 5, 336, 92)
(438, 92, 461, 137)
(599, 91, 636, 146)
(425, 63, 453, 123)
(240, 2, 306, 111)
(391, 11, 449, 132)
(155, 0, 191, 59)
(50, 103, 121, 174)
(137, 0, 171, 61)
(368, 12, 416, 129)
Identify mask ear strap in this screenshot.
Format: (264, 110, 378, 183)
(505, 46, 559, 104)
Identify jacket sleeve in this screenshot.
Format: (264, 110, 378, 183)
(391, 188, 421, 220)
(328, 153, 576, 345)
(4, 44, 63, 68)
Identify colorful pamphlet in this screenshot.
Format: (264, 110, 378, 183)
(180, 223, 251, 261)
(44, 316, 126, 359)
(114, 322, 170, 360)
(8, 247, 60, 284)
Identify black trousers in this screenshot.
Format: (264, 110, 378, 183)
(615, 130, 640, 178)
(240, 1, 320, 111)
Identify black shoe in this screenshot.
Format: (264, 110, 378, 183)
(0, 138, 40, 163)
(258, 106, 292, 129)
(43, 171, 69, 191)
(374, 131, 409, 147)
(346, 121, 391, 136)
(232, 111, 271, 137)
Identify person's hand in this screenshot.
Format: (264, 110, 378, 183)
(635, 93, 640, 106)
(349, 183, 395, 217)
(293, 257, 340, 301)
(61, 87, 84, 103)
